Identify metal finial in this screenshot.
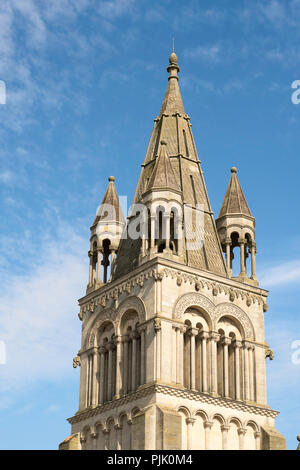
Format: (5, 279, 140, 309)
(172, 37, 175, 53)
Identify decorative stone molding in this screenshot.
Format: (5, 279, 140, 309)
(116, 296, 146, 324)
(214, 303, 255, 340)
(83, 295, 146, 349)
(173, 293, 255, 340)
(67, 384, 279, 426)
(162, 266, 264, 307)
(79, 266, 161, 317)
(173, 292, 215, 320)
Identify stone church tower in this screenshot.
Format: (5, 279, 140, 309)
(60, 52, 285, 450)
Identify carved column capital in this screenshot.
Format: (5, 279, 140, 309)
(221, 425, 230, 432)
(186, 417, 196, 426)
(204, 421, 213, 429)
(233, 339, 243, 349)
(210, 332, 221, 343)
(238, 427, 247, 436)
(221, 336, 232, 346)
(200, 330, 210, 340)
(187, 327, 198, 337)
(243, 340, 253, 350)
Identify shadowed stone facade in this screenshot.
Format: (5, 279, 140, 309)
(59, 52, 285, 450)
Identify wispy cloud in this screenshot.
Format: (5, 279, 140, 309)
(0, 222, 86, 399)
(260, 260, 300, 286)
(183, 44, 221, 63)
(98, 0, 138, 20)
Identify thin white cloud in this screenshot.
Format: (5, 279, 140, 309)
(0, 170, 14, 184)
(98, 0, 137, 20)
(0, 223, 87, 399)
(184, 45, 221, 63)
(260, 260, 300, 286)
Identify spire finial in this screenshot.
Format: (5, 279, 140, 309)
(172, 37, 175, 53)
(168, 45, 180, 80)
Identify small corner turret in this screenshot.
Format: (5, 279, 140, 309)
(87, 176, 125, 293)
(216, 167, 258, 286)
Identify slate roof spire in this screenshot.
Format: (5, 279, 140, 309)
(92, 176, 125, 226)
(114, 51, 228, 279)
(159, 51, 185, 116)
(218, 167, 252, 218)
(146, 140, 179, 192)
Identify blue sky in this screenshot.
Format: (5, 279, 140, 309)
(0, 0, 299, 450)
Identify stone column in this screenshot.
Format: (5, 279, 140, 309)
(88, 250, 93, 285)
(114, 336, 122, 399)
(177, 218, 183, 256)
(238, 428, 247, 450)
(107, 342, 114, 401)
(92, 347, 99, 406)
(131, 332, 137, 391)
(243, 342, 250, 401)
(150, 215, 155, 249)
(115, 424, 121, 450)
(87, 353, 93, 407)
(90, 427, 98, 451)
(140, 328, 146, 385)
(141, 213, 146, 256)
(176, 327, 180, 384)
(210, 332, 220, 395)
(239, 238, 246, 275)
(179, 326, 184, 385)
(225, 237, 232, 276)
(154, 318, 161, 380)
(221, 425, 230, 450)
(78, 351, 88, 410)
(201, 332, 209, 393)
(249, 345, 255, 402)
(204, 421, 213, 450)
(92, 254, 96, 284)
(103, 429, 109, 450)
(110, 249, 116, 281)
(123, 336, 129, 395)
(234, 340, 241, 400)
(255, 431, 261, 450)
(186, 418, 196, 450)
(222, 337, 231, 398)
(165, 213, 170, 250)
(99, 346, 106, 405)
(189, 328, 198, 390)
(97, 249, 101, 282)
(155, 273, 162, 315)
(251, 242, 257, 280)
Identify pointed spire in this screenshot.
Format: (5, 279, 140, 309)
(92, 176, 124, 226)
(218, 167, 252, 218)
(159, 51, 185, 116)
(146, 140, 179, 192)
